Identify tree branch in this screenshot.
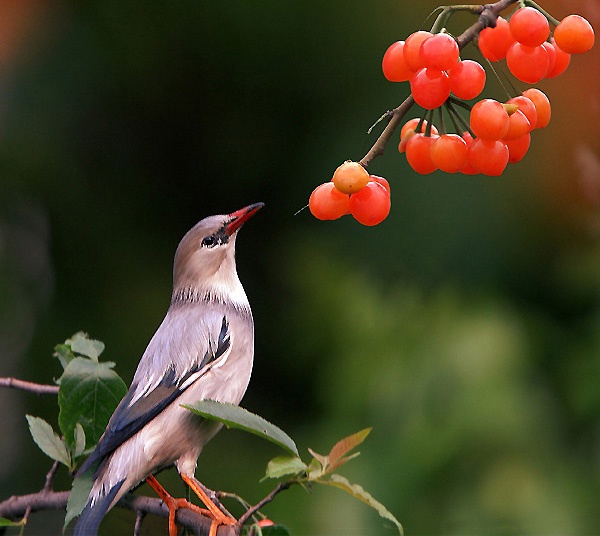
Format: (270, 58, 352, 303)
(359, 0, 519, 170)
(236, 481, 292, 529)
(0, 490, 237, 535)
(0, 377, 59, 395)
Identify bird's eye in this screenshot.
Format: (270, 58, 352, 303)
(201, 235, 218, 248)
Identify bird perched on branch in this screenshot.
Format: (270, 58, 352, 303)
(73, 203, 264, 536)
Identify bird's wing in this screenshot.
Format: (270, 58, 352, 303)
(78, 311, 231, 475)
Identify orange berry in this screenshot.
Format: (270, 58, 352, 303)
(349, 181, 391, 226)
(309, 182, 350, 220)
(331, 161, 369, 194)
(554, 15, 595, 54)
(522, 88, 551, 128)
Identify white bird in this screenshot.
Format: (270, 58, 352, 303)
(73, 202, 263, 536)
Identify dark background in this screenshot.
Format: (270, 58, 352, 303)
(1, 1, 600, 534)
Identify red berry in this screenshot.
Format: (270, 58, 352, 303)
(309, 183, 350, 220)
(545, 39, 571, 78)
(382, 41, 413, 82)
(369, 175, 391, 194)
(448, 59, 486, 100)
(522, 88, 550, 129)
(430, 134, 468, 173)
(332, 161, 370, 194)
(460, 132, 479, 175)
(509, 7, 550, 47)
(503, 109, 531, 140)
(410, 68, 451, 110)
(505, 133, 531, 163)
(404, 31, 432, 71)
(468, 139, 509, 176)
(478, 17, 515, 61)
(506, 42, 549, 83)
(405, 133, 438, 174)
(470, 99, 510, 140)
(553, 15, 595, 54)
(506, 95, 537, 130)
(419, 33, 460, 71)
(349, 181, 391, 226)
(398, 118, 438, 152)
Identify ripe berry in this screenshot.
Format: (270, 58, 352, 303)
(460, 132, 479, 175)
(332, 161, 370, 194)
(430, 134, 468, 173)
(470, 99, 510, 140)
(509, 7, 550, 47)
(503, 109, 531, 140)
(399, 118, 438, 152)
(545, 39, 571, 78)
(506, 95, 537, 130)
(505, 133, 531, 163)
(553, 15, 595, 54)
(382, 41, 413, 82)
(404, 31, 432, 71)
(309, 183, 350, 220)
(448, 59, 486, 100)
(369, 175, 391, 194)
(410, 68, 451, 109)
(478, 17, 514, 61)
(468, 139, 509, 176)
(522, 88, 550, 129)
(419, 33, 459, 71)
(405, 133, 438, 174)
(506, 43, 549, 83)
(349, 181, 391, 226)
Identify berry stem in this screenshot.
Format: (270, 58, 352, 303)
(523, 0, 560, 26)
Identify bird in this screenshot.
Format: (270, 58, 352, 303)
(73, 202, 264, 536)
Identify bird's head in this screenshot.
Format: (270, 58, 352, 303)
(171, 202, 263, 306)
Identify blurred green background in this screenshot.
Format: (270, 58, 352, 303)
(1, 0, 600, 534)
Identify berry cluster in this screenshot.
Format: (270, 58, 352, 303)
(309, 161, 391, 226)
(307, 2, 594, 225)
(385, 6, 593, 177)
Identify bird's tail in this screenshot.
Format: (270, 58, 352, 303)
(72, 479, 125, 536)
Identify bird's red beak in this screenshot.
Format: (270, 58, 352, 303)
(225, 202, 264, 236)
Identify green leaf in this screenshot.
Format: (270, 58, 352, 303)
(69, 332, 105, 361)
(65, 470, 94, 529)
(74, 422, 87, 458)
(320, 474, 403, 535)
(264, 455, 307, 480)
(58, 357, 127, 451)
(26, 415, 72, 469)
(54, 343, 76, 370)
(183, 400, 298, 456)
(0, 517, 22, 527)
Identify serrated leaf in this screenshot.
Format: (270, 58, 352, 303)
(320, 474, 403, 535)
(0, 517, 22, 527)
(69, 332, 105, 361)
(26, 415, 72, 468)
(328, 451, 361, 473)
(264, 455, 307, 480)
(65, 470, 94, 529)
(58, 357, 127, 451)
(183, 400, 298, 456)
(74, 423, 86, 457)
(328, 428, 371, 467)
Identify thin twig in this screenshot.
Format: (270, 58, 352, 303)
(43, 461, 61, 492)
(236, 481, 292, 529)
(0, 377, 59, 395)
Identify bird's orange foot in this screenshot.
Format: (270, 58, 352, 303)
(181, 473, 237, 536)
(146, 475, 236, 536)
(146, 475, 214, 536)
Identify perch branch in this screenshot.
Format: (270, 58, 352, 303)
(0, 377, 59, 395)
